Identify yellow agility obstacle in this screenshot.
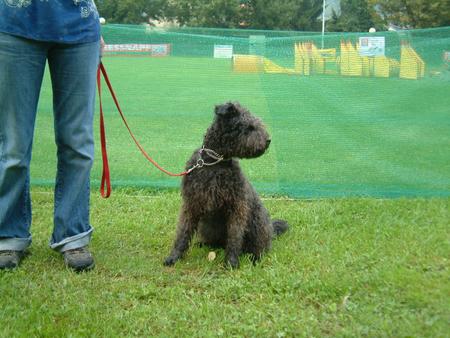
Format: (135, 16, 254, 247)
(233, 54, 264, 73)
(233, 40, 423, 80)
(294, 42, 311, 75)
(263, 59, 297, 74)
(340, 40, 363, 76)
(294, 42, 336, 75)
(233, 54, 296, 74)
(339, 40, 400, 78)
(400, 41, 425, 80)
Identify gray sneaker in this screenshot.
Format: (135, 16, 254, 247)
(63, 247, 95, 272)
(0, 250, 25, 270)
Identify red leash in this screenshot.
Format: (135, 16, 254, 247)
(97, 62, 190, 198)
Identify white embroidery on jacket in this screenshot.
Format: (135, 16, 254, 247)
(4, 0, 98, 19)
(4, 0, 32, 7)
(73, 0, 98, 19)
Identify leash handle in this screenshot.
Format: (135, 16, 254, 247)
(97, 62, 190, 198)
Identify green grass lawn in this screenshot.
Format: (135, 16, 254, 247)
(1, 188, 449, 336)
(5, 28, 449, 336)
(31, 56, 450, 197)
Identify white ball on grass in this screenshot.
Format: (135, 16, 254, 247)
(99, 17, 106, 25)
(207, 251, 216, 261)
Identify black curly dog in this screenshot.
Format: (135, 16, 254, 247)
(164, 102, 289, 268)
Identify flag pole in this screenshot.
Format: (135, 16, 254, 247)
(321, 0, 326, 49)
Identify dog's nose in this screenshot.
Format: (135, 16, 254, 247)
(266, 139, 271, 147)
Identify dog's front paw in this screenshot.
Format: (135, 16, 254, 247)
(251, 254, 262, 266)
(226, 255, 240, 269)
(163, 255, 178, 266)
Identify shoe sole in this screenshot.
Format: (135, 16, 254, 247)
(68, 261, 95, 273)
(0, 251, 27, 270)
(0, 262, 19, 270)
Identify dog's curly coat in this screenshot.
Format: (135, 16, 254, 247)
(164, 102, 289, 268)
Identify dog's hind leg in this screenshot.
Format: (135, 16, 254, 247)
(164, 204, 200, 266)
(272, 219, 289, 237)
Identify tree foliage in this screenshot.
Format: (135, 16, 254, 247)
(166, 0, 324, 30)
(166, 0, 242, 28)
(373, 0, 450, 29)
(96, 0, 450, 30)
(96, 0, 168, 24)
(327, 0, 375, 32)
(238, 0, 322, 31)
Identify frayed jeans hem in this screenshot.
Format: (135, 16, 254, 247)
(0, 236, 32, 251)
(50, 227, 94, 253)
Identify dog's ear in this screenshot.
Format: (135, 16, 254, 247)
(215, 102, 239, 118)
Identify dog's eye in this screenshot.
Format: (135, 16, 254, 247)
(247, 125, 255, 132)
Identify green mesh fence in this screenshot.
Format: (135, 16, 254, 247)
(32, 24, 450, 197)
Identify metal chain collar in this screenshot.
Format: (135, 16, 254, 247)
(186, 146, 225, 174)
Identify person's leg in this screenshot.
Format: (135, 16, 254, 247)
(47, 40, 99, 257)
(0, 32, 48, 267)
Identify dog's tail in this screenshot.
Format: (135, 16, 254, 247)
(272, 219, 289, 237)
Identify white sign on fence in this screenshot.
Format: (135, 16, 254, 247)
(214, 45, 233, 59)
(104, 44, 170, 56)
(359, 37, 385, 56)
(444, 51, 450, 61)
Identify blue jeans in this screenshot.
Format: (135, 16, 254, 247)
(0, 32, 100, 253)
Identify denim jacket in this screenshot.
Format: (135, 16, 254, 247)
(0, 0, 100, 43)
